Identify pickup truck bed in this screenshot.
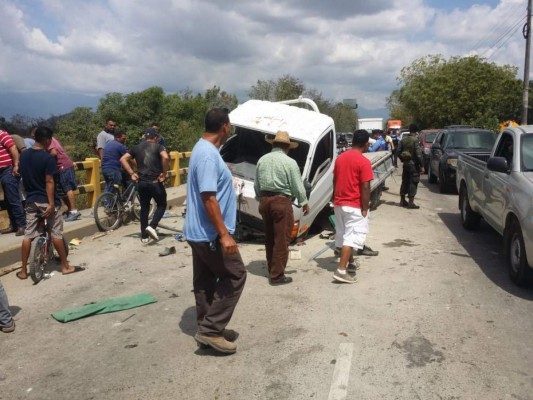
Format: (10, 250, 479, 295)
(456, 126, 533, 286)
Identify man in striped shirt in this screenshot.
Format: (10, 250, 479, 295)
(0, 129, 25, 235)
(254, 130, 309, 285)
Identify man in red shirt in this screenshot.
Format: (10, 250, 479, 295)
(332, 129, 374, 284)
(0, 129, 26, 235)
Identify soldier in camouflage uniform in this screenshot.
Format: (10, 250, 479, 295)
(397, 124, 424, 209)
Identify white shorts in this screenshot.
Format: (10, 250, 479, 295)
(334, 206, 369, 250)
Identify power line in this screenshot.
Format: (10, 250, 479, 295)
(486, 19, 525, 60)
(480, 15, 526, 59)
(468, 1, 524, 54)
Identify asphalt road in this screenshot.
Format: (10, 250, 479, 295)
(1, 167, 532, 400)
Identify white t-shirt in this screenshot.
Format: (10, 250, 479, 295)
(96, 130, 114, 150)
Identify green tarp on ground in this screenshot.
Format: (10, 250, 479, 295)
(51, 293, 157, 323)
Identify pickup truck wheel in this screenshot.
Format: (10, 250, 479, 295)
(506, 220, 533, 286)
(459, 185, 480, 230)
(428, 163, 437, 183)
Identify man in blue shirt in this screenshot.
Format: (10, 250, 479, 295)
(184, 108, 247, 354)
(369, 130, 388, 152)
(101, 131, 128, 193)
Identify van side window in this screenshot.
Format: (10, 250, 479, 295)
(308, 130, 334, 187)
(495, 133, 513, 168)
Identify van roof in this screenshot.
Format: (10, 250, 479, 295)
(229, 99, 334, 143)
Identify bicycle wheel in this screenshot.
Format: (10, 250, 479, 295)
(93, 192, 122, 231)
(53, 237, 70, 261)
(132, 192, 156, 220)
(29, 237, 47, 284)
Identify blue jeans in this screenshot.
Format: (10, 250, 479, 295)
(0, 166, 25, 229)
(102, 168, 122, 194)
(138, 181, 167, 239)
(0, 281, 13, 327)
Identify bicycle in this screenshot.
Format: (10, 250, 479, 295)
(29, 214, 69, 284)
(93, 181, 156, 232)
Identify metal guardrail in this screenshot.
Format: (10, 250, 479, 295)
(0, 151, 191, 212)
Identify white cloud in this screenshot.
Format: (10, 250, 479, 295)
(0, 0, 529, 113)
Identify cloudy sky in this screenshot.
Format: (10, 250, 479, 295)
(0, 0, 529, 116)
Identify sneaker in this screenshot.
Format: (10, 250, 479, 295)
(141, 238, 150, 244)
(64, 211, 81, 222)
(406, 203, 420, 209)
(347, 260, 360, 274)
(0, 319, 15, 333)
(333, 270, 357, 284)
(194, 333, 237, 354)
(15, 227, 25, 236)
(145, 226, 159, 241)
(357, 245, 379, 257)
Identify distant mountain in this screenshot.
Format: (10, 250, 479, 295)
(357, 106, 389, 121)
(0, 91, 100, 119)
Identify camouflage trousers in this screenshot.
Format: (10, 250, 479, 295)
(400, 161, 420, 197)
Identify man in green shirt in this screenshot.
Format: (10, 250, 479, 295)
(254, 130, 309, 285)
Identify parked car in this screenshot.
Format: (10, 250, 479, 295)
(419, 129, 439, 172)
(428, 127, 496, 193)
(456, 126, 533, 286)
(399, 129, 410, 141)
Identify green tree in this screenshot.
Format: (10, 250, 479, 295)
(55, 107, 100, 160)
(390, 55, 522, 130)
(204, 86, 238, 110)
(249, 74, 305, 101)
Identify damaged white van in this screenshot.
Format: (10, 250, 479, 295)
(221, 98, 335, 240)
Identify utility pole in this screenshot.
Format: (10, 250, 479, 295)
(522, 0, 532, 125)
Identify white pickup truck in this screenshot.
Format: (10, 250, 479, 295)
(220, 98, 393, 240)
(456, 126, 533, 286)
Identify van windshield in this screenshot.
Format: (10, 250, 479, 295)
(220, 127, 309, 178)
(444, 130, 495, 150)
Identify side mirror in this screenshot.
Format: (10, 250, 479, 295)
(431, 143, 442, 150)
(487, 157, 510, 174)
(303, 179, 312, 199)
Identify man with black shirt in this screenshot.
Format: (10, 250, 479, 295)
(120, 128, 169, 243)
(17, 127, 79, 279)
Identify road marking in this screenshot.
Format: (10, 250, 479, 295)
(328, 343, 354, 400)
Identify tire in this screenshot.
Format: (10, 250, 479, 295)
(93, 192, 122, 231)
(428, 163, 437, 183)
(63, 237, 69, 258)
(29, 237, 47, 284)
(132, 193, 156, 221)
(459, 184, 480, 230)
(506, 220, 533, 286)
(53, 237, 69, 261)
(369, 186, 382, 211)
(439, 170, 447, 193)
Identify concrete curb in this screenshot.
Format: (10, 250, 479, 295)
(0, 186, 186, 274)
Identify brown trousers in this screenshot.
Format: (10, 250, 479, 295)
(258, 195, 294, 280)
(188, 240, 247, 337)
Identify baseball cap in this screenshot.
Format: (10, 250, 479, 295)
(144, 127, 158, 138)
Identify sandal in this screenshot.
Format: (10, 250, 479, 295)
(16, 271, 28, 280)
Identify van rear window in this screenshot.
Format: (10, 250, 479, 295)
(220, 127, 309, 172)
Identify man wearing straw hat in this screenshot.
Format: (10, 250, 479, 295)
(254, 130, 309, 285)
